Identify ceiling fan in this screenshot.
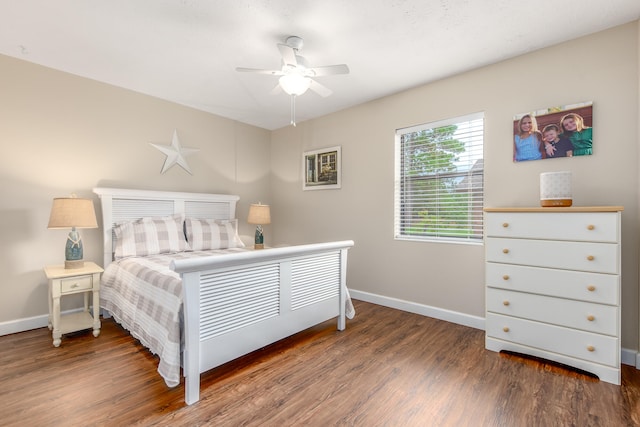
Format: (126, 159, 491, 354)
(236, 36, 350, 126)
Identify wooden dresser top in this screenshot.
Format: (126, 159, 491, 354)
(484, 206, 624, 213)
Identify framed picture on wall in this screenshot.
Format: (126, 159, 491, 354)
(513, 101, 593, 162)
(303, 146, 341, 190)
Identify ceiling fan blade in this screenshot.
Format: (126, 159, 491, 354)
(309, 64, 350, 77)
(236, 67, 283, 76)
(308, 79, 333, 97)
(277, 43, 298, 66)
(270, 84, 283, 95)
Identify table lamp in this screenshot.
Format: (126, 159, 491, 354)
(247, 203, 271, 249)
(47, 195, 98, 269)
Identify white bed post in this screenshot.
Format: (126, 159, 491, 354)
(337, 248, 348, 331)
(181, 270, 201, 405)
(97, 193, 113, 269)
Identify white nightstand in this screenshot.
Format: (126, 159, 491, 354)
(44, 261, 103, 347)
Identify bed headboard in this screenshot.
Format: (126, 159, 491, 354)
(93, 187, 240, 269)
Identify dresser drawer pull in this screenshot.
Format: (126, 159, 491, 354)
(587, 285, 596, 292)
(503, 300, 510, 306)
(503, 327, 510, 332)
(502, 223, 509, 228)
(71, 283, 79, 289)
(587, 345, 595, 352)
(502, 275, 509, 280)
(587, 315, 595, 321)
(587, 224, 595, 230)
(502, 248, 509, 254)
(587, 255, 595, 261)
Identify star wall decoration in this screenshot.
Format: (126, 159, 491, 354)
(149, 130, 199, 175)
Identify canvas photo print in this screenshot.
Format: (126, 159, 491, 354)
(513, 101, 593, 162)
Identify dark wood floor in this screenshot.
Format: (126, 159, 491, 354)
(2, 300, 640, 426)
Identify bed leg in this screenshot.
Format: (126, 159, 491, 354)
(185, 374, 200, 405)
(338, 312, 346, 331)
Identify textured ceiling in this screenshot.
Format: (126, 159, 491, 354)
(1, 1, 639, 130)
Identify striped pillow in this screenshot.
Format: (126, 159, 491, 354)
(114, 214, 190, 259)
(185, 218, 245, 250)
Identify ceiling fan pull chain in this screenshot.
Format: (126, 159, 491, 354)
(290, 95, 297, 126)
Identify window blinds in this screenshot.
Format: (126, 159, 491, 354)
(394, 112, 484, 243)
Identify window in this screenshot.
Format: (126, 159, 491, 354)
(394, 112, 484, 243)
(318, 151, 337, 181)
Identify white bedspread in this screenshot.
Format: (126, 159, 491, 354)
(100, 249, 355, 387)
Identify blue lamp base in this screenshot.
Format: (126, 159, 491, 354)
(65, 228, 85, 269)
(254, 225, 264, 250)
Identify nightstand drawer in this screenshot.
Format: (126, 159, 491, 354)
(60, 275, 93, 294)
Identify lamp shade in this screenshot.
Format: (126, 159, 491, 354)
(48, 197, 98, 229)
(279, 74, 311, 96)
(247, 203, 271, 225)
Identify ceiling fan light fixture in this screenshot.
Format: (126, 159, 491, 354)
(279, 74, 311, 96)
(236, 36, 350, 126)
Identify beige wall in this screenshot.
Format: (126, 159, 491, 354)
(271, 22, 640, 349)
(0, 54, 271, 324)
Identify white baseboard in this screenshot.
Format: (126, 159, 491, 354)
(624, 348, 637, 367)
(0, 308, 86, 337)
(0, 313, 50, 337)
(350, 289, 485, 330)
(350, 289, 637, 368)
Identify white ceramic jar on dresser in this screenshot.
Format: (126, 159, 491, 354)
(484, 206, 623, 384)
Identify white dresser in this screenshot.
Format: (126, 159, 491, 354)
(484, 206, 623, 384)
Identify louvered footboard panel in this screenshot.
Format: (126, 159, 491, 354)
(172, 240, 354, 405)
(199, 264, 280, 340)
(291, 252, 341, 310)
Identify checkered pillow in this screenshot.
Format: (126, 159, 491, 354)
(185, 218, 245, 250)
(114, 214, 190, 259)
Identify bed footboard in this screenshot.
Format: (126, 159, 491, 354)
(171, 240, 354, 405)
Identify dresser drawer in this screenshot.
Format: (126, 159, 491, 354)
(486, 263, 618, 305)
(487, 288, 618, 336)
(486, 313, 618, 367)
(60, 275, 93, 294)
(485, 212, 619, 242)
(486, 237, 618, 274)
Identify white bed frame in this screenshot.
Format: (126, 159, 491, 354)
(93, 187, 354, 405)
